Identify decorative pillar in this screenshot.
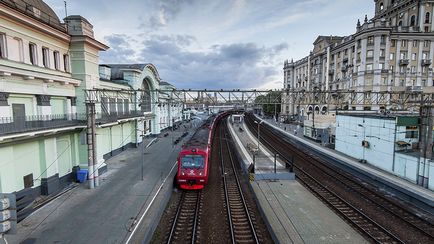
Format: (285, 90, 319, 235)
(36, 95, 51, 119)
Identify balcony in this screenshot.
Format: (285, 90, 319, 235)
(0, 113, 86, 136)
(399, 59, 409, 66)
(406, 86, 422, 92)
(328, 69, 334, 75)
(422, 59, 432, 66)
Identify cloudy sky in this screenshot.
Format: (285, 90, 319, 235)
(45, 0, 373, 89)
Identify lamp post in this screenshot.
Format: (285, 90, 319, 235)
(254, 120, 264, 173)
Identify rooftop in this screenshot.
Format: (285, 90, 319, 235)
(0, 0, 65, 31)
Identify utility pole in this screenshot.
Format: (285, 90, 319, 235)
(86, 101, 98, 189)
(418, 105, 433, 188)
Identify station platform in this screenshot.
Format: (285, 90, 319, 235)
(257, 115, 434, 210)
(227, 119, 367, 243)
(5, 126, 194, 244)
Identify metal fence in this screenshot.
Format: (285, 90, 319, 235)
(97, 110, 144, 124)
(0, 111, 147, 136)
(0, 113, 86, 136)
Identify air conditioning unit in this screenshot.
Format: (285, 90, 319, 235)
(362, 140, 370, 148)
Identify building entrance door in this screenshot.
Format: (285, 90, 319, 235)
(12, 104, 26, 130)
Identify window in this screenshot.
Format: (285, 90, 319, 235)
(425, 26, 429, 32)
(411, 53, 416, 60)
(380, 3, 384, 11)
(390, 65, 394, 71)
(401, 40, 407, 47)
(53, 51, 60, 70)
(426, 12, 430, 24)
(411, 66, 416, 73)
(400, 51, 407, 59)
(380, 49, 385, 57)
(379, 63, 384, 70)
(424, 40, 430, 47)
(42, 47, 49, 68)
(391, 39, 396, 47)
(410, 15, 416, 26)
(405, 127, 418, 138)
(63, 54, 70, 72)
(398, 20, 402, 26)
(382, 77, 387, 84)
(390, 53, 395, 60)
(29, 43, 37, 65)
(381, 35, 386, 44)
(366, 64, 373, 70)
(413, 40, 418, 47)
(367, 36, 374, 45)
(0, 33, 7, 59)
(422, 52, 429, 59)
(367, 50, 374, 58)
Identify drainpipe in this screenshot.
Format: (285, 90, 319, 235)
(392, 120, 397, 173)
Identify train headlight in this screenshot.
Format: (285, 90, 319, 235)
(199, 172, 202, 176)
(181, 172, 185, 176)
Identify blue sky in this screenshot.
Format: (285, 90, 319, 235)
(45, 0, 374, 89)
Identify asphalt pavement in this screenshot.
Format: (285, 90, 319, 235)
(6, 127, 192, 244)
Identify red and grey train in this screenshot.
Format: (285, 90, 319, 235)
(176, 111, 229, 190)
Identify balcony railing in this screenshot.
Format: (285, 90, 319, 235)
(399, 59, 409, 66)
(0, 110, 147, 136)
(422, 59, 432, 66)
(0, 113, 86, 136)
(97, 110, 144, 124)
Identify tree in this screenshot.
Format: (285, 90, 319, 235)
(255, 91, 281, 116)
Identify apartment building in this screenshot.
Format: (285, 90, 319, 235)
(283, 0, 434, 120)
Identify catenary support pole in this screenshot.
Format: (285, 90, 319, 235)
(86, 102, 95, 189)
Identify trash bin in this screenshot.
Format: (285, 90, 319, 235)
(77, 169, 88, 183)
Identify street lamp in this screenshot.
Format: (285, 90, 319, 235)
(254, 120, 264, 152)
(253, 120, 264, 174)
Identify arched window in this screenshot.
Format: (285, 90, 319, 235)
(410, 15, 416, 26)
(380, 3, 384, 11)
(141, 79, 152, 112)
(398, 20, 402, 26)
(426, 12, 431, 24)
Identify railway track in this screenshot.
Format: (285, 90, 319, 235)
(219, 120, 260, 244)
(244, 113, 434, 243)
(166, 190, 202, 244)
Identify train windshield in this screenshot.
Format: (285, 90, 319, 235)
(181, 155, 205, 169)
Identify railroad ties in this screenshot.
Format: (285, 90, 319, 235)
(166, 190, 202, 244)
(219, 120, 261, 244)
(244, 113, 434, 243)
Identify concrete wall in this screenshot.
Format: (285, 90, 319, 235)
(336, 115, 396, 171)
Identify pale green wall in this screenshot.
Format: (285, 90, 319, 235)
(51, 97, 66, 115)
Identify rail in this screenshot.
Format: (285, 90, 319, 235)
(219, 120, 259, 244)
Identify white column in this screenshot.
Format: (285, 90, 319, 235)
(420, 5, 426, 30)
(307, 56, 311, 91)
(395, 40, 401, 86)
(373, 35, 382, 86)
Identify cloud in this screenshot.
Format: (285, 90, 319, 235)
(138, 35, 288, 89)
(100, 34, 136, 63)
(140, 0, 197, 31)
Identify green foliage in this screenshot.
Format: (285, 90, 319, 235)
(255, 91, 282, 116)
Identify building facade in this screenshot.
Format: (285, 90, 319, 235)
(283, 0, 434, 119)
(0, 0, 179, 219)
(335, 113, 433, 189)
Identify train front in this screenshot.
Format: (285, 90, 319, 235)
(176, 148, 208, 190)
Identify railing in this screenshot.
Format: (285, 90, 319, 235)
(422, 59, 432, 66)
(0, 113, 86, 136)
(0, 110, 147, 136)
(97, 110, 144, 124)
(399, 59, 409, 66)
